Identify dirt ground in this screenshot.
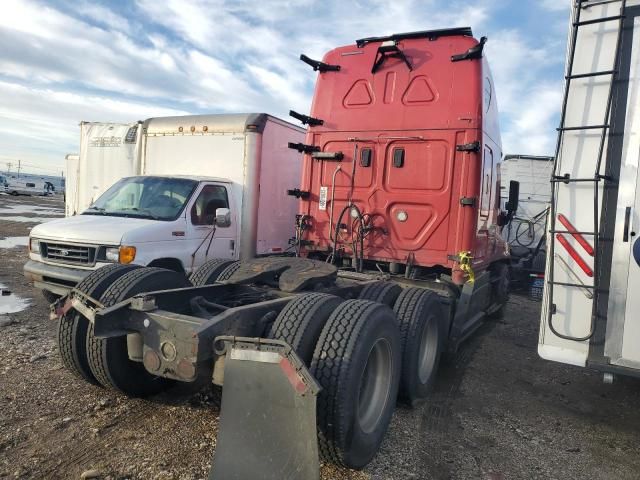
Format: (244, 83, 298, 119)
(1, 194, 640, 480)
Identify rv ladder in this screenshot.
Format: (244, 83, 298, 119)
(546, 0, 627, 342)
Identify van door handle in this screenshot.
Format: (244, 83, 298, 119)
(623, 207, 631, 242)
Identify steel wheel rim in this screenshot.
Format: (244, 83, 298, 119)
(357, 338, 393, 434)
(418, 317, 439, 384)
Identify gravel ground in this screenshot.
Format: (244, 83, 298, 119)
(1, 194, 640, 480)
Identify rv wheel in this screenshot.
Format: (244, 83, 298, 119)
(394, 287, 444, 406)
(86, 267, 191, 397)
(311, 300, 401, 469)
(189, 259, 237, 286)
(358, 281, 402, 307)
(57, 264, 140, 385)
(269, 293, 343, 365)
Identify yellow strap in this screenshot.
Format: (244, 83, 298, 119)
(458, 251, 475, 283)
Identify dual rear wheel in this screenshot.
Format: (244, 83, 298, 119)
(57, 265, 190, 396)
(268, 282, 445, 469)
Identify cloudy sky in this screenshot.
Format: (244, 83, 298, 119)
(0, 0, 569, 176)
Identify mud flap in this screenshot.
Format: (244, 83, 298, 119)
(209, 337, 321, 480)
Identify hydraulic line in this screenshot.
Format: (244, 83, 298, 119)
(328, 165, 342, 243)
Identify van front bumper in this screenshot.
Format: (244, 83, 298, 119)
(23, 260, 93, 295)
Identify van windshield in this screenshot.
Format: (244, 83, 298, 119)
(84, 176, 198, 221)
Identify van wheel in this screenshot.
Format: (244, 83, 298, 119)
(42, 289, 60, 304)
(86, 267, 191, 397)
(311, 300, 401, 469)
(269, 293, 343, 365)
(394, 288, 444, 406)
(190, 259, 236, 286)
(57, 264, 140, 385)
(358, 281, 402, 307)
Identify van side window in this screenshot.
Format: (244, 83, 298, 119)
(191, 185, 229, 225)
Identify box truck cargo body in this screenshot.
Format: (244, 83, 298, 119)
(539, 0, 640, 378)
(25, 113, 305, 297)
(66, 122, 141, 216)
(500, 155, 552, 248)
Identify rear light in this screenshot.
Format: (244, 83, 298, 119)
(556, 234, 593, 277)
(557, 214, 594, 256)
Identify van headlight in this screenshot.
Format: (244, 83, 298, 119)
(29, 238, 41, 253)
(105, 247, 120, 262)
(106, 245, 137, 264)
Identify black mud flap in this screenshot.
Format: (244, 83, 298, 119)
(209, 337, 321, 480)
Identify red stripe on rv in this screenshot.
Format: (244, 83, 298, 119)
(556, 233, 593, 277)
(557, 214, 594, 256)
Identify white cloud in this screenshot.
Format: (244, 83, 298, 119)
(0, 0, 569, 172)
(540, 0, 570, 12)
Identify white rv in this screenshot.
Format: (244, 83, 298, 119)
(25, 113, 305, 298)
(539, 0, 640, 379)
(501, 155, 553, 248)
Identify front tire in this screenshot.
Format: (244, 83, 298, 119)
(189, 259, 236, 286)
(311, 299, 401, 469)
(86, 267, 191, 397)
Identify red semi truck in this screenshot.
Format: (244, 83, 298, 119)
(52, 28, 516, 479)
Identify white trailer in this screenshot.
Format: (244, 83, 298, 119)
(540, 0, 640, 378)
(501, 155, 552, 248)
(65, 122, 141, 216)
(25, 113, 305, 297)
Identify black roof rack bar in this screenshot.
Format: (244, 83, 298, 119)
(356, 27, 473, 48)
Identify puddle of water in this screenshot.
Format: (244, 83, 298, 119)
(0, 216, 60, 223)
(0, 236, 28, 248)
(0, 204, 63, 215)
(0, 283, 31, 314)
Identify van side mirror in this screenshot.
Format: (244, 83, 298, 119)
(215, 207, 231, 228)
(505, 180, 519, 213)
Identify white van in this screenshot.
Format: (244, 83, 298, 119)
(24, 113, 305, 298)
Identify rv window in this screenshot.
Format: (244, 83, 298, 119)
(191, 185, 229, 225)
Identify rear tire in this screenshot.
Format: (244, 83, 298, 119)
(358, 281, 402, 307)
(189, 259, 236, 286)
(57, 264, 140, 385)
(269, 293, 343, 365)
(394, 288, 444, 406)
(311, 299, 401, 469)
(216, 261, 242, 281)
(86, 267, 191, 397)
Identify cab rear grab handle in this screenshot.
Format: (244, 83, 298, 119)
(623, 206, 631, 242)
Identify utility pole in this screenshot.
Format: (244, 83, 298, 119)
(17, 160, 20, 178)
(6, 162, 11, 174)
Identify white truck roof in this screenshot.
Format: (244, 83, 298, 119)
(143, 113, 305, 135)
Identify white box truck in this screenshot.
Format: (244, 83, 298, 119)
(500, 154, 552, 249)
(65, 122, 142, 216)
(25, 113, 305, 299)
